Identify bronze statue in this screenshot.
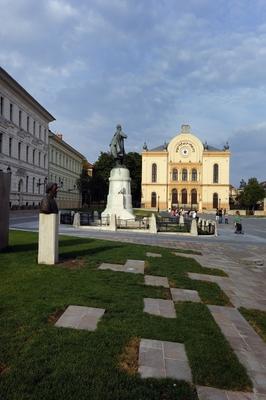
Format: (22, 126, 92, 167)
(40, 182, 59, 214)
(110, 124, 127, 165)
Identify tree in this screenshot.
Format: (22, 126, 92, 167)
(88, 151, 142, 206)
(76, 166, 91, 206)
(239, 177, 265, 210)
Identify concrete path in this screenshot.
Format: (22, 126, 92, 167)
(208, 306, 266, 395)
(144, 298, 176, 318)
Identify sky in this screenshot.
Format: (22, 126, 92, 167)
(1, 0, 266, 186)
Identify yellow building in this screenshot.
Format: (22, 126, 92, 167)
(141, 124, 230, 211)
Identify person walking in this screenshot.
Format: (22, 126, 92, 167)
(234, 211, 243, 234)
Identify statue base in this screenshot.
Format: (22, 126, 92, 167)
(38, 214, 59, 264)
(101, 167, 135, 220)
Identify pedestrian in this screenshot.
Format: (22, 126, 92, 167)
(215, 208, 219, 223)
(234, 211, 243, 234)
(218, 208, 223, 224)
(224, 210, 229, 224)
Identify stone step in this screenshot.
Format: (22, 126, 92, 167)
(55, 305, 105, 331)
(144, 298, 176, 318)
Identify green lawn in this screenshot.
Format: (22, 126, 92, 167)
(0, 231, 252, 399)
(240, 308, 266, 342)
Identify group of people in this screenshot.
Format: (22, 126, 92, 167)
(215, 208, 229, 224)
(168, 208, 198, 219)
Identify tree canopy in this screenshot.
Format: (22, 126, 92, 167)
(78, 152, 142, 207)
(238, 177, 265, 210)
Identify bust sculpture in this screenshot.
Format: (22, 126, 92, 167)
(110, 124, 127, 165)
(40, 182, 59, 214)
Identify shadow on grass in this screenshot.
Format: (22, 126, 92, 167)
(3, 238, 99, 254)
(59, 244, 123, 261)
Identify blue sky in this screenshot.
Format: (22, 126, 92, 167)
(1, 0, 266, 186)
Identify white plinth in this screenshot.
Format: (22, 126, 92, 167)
(38, 214, 59, 265)
(102, 167, 135, 220)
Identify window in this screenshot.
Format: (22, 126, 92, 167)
(182, 169, 187, 181)
(213, 164, 219, 183)
(172, 168, 178, 181)
(0, 133, 2, 153)
(191, 189, 197, 204)
(19, 110, 22, 127)
(32, 177, 35, 193)
(18, 142, 21, 160)
(26, 146, 29, 162)
(51, 149, 54, 163)
(26, 176, 29, 192)
(9, 138, 12, 156)
(33, 121, 36, 135)
(33, 149, 36, 164)
(27, 116, 29, 132)
(44, 129, 47, 142)
(151, 192, 157, 207)
(181, 189, 187, 204)
(38, 179, 41, 194)
(56, 152, 58, 164)
(10, 103, 13, 121)
(39, 124, 41, 139)
(213, 193, 218, 208)
(172, 189, 178, 204)
(18, 179, 23, 193)
(44, 154, 46, 169)
(0, 96, 4, 115)
(38, 152, 41, 166)
(191, 169, 197, 181)
(151, 163, 157, 182)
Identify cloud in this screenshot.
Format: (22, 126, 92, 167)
(46, 0, 78, 20)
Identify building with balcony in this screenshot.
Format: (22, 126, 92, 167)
(0, 67, 55, 208)
(141, 124, 231, 211)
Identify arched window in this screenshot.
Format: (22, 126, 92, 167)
(151, 192, 157, 207)
(213, 193, 218, 208)
(182, 168, 187, 181)
(191, 189, 197, 205)
(213, 164, 219, 183)
(152, 163, 157, 182)
(172, 189, 178, 204)
(172, 168, 178, 181)
(181, 189, 187, 204)
(192, 169, 197, 181)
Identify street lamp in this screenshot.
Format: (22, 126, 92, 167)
(37, 177, 48, 187)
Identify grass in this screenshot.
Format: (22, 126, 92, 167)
(0, 231, 252, 399)
(239, 308, 266, 342)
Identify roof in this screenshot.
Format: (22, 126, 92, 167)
(146, 142, 225, 152)
(0, 67, 55, 122)
(49, 130, 86, 160)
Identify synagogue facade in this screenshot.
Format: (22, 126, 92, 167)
(141, 124, 230, 211)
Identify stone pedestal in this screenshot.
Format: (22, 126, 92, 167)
(101, 167, 135, 220)
(190, 219, 198, 236)
(38, 214, 59, 265)
(0, 172, 11, 251)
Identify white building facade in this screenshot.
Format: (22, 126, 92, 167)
(49, 132, 85, 209)
(0, 67, 55, 208)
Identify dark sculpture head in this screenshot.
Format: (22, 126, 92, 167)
(45, 182, 58, 198)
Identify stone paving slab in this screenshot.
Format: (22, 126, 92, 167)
(138, 338, 192, 381)
(146, 252, 162, 258)
(98, 259, 145, 274)
(55, 305, 105, 331)
(144, 275, 169, 288)
(144, 298, 176, 318)
(170, 288, 201, 303)
(124, 259, 145, 274)
(208, 305, 266, 394)
(197, 385, 254, 400)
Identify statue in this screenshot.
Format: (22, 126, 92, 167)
(40, 182, 59, 214)
(110, 124, 127, 165)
